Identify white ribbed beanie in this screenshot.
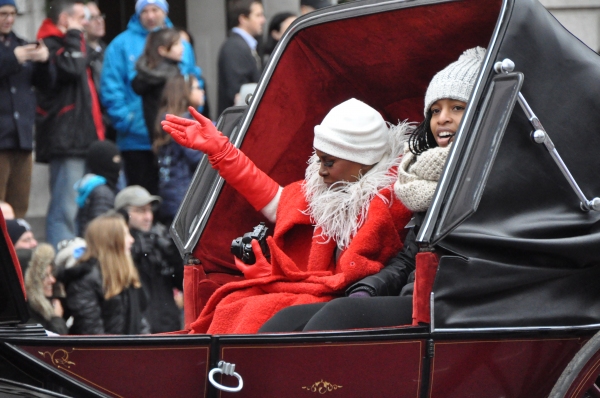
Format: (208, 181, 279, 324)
(313, 98, 388, 165)
(423, 47, 486, 116)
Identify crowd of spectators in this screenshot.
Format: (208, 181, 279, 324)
(1, 0, 331, 335)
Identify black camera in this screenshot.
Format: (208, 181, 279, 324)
(231, 222, 270, 265)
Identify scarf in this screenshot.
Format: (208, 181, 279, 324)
(394, 144, 451, 212)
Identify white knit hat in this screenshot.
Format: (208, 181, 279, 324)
(313, 98, 388, 165)
(423, 46, 487, 116)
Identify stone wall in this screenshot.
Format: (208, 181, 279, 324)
(540, 0, 600, 52)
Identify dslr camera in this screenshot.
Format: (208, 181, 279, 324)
(231, 222, 270, 265)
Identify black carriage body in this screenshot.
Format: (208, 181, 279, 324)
(428, 0, 600, 331)
(2, 0, 600, 397)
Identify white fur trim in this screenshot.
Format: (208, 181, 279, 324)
(303, 120, 413, 250)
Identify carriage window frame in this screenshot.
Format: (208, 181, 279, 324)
(418, 72, 523, 246)
(170, 106, 248, 258)
(0, 225, 29, 325)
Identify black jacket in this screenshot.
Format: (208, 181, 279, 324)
(346, 213, 422, 297)
(217, 32, 261, 115)
(76, 184, 117, 236)
(130, 224, 183, 333)
(26, 303, 68, 335)
(131, 57, 180, 143)
(0, 32, 53, 151)
(62, 258, 149, 335)
(35, 20, 102, 163)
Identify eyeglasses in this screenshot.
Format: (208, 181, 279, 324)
(0, 11, 17, 19)
(89, 13, 105, 22)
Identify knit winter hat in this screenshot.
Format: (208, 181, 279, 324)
(136, 0, 169, 15)
(55, 237, 87, 269)
(86, 140, 122, 188)
(313, 98, 388, 166)
(6, 218, 30, 245)
(0, 0, 16, 9)
(424, 46, 487, 116)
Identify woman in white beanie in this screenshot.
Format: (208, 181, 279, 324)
(161, 98, 413, 334)
(260, 47, 487, 332)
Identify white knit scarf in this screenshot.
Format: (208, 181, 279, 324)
(394, 144, 451, 212)
(302, 121, 413, 250)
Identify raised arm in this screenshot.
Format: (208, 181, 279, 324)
(48, 30, 89, 83)
(161, 107, 281, 221)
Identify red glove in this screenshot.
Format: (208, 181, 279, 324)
(161, 107, 280, 211)
(161, 107, 229, 156)
(234, 239, 272, 279)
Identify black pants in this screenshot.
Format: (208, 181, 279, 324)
(121, 150, 159, 195)
(258, 296, 414, 333)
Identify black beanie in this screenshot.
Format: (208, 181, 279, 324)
(86, 141, 122, 188)
(6, 219, 29, 245)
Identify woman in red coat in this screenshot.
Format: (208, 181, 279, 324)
(162, 98, 413, 334)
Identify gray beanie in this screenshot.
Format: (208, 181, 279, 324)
(313, 98, 388, 166)
(424, 46, 487, 116)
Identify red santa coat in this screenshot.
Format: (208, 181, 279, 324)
(190, 181, 412, 334)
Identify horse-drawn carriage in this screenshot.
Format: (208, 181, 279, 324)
(2, 0, 600, 396)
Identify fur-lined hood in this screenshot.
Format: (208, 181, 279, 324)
(24, 244, 55, 321)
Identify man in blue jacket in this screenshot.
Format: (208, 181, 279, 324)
(100, 0, 202, 195)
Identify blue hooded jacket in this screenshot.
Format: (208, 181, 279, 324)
(100, 14, 203, 151)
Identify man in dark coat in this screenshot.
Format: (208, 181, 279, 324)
(0, 0, 52, 218)
(35, 0, 105, 248)
(114, 186, 184, 333)
(217, 0, 266, 115)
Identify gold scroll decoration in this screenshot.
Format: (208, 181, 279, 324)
(302, 379, 343, 394)
(39, 349, 76, 369)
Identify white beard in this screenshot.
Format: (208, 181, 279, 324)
(301, 121, 413, 250)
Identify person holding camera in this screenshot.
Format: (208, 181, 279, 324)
(114, 185, 184, 333)
(36, 0, 106, 249)
(162, 98, 413, 334)
(0, 0, 52, 219)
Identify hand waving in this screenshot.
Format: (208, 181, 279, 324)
(161, 107, 229, 156)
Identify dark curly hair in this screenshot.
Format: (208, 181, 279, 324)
(408, 110, 436, 155)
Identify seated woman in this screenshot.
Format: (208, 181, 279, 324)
(259, 46, 486, 332)
(161, 98, 413, 334)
